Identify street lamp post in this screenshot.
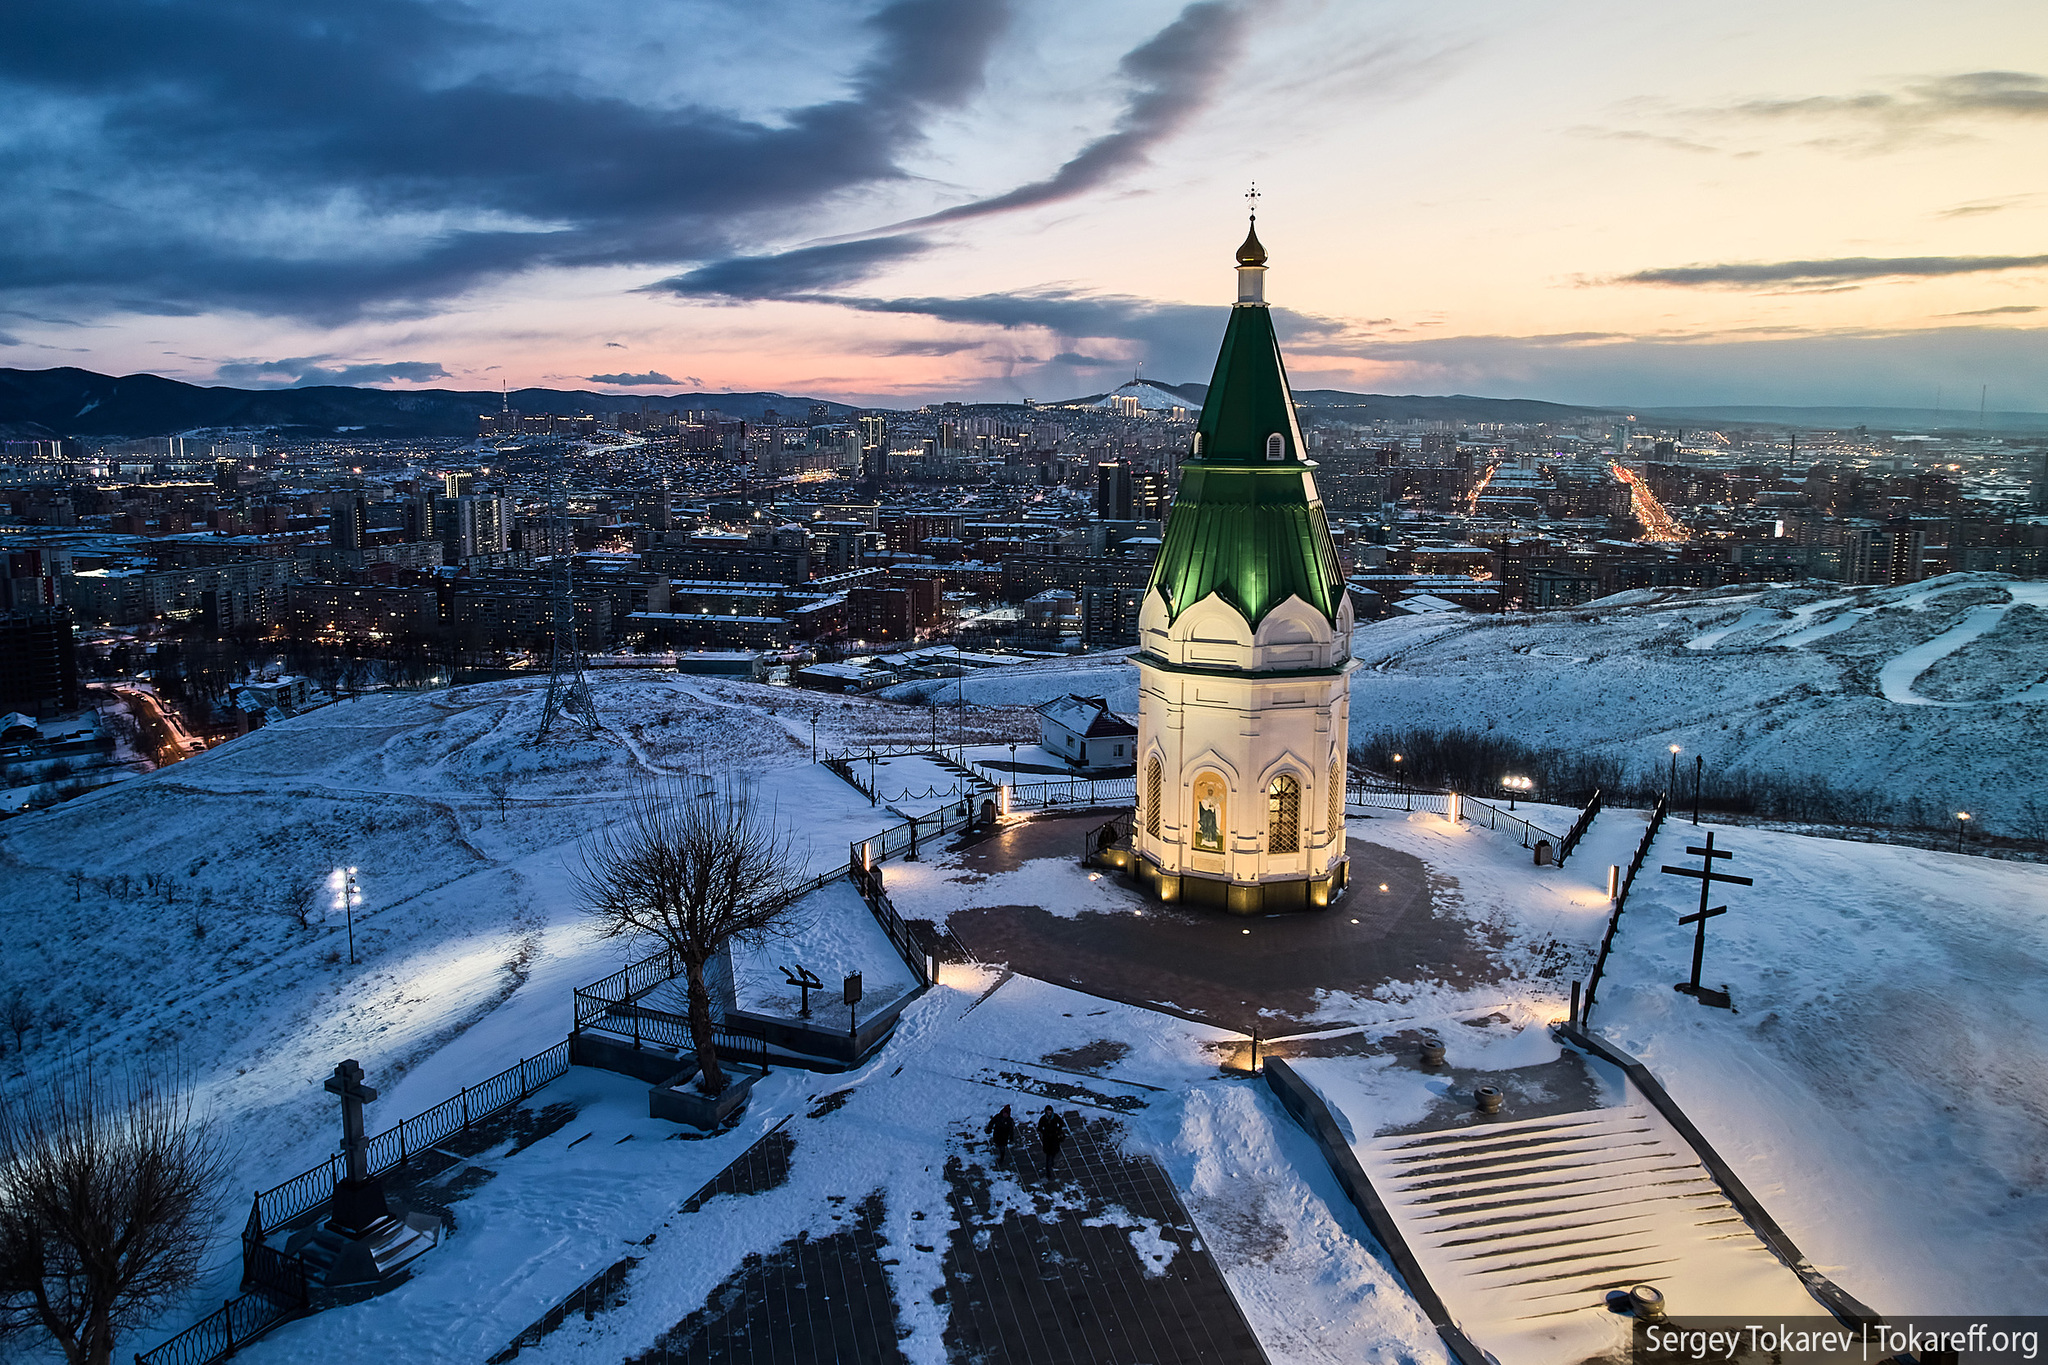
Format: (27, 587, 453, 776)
(1668, 744, 1681, 797)
(1692, 754, 1703, 826)
(810, 712, 818, 764)
(1956, 811, 1971, 853)
(1393, 753, 1408, 811)
(344, 867, 359, 965)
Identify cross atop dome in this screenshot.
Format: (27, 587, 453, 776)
(1236, 183, 1267, 268)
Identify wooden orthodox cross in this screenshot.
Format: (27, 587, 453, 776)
(1660, 832, 1751, 1002)
(325, 1058, 379, 1186)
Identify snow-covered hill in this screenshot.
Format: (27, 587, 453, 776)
(0, 673, 1030, 1349)
(912, 572, 2048, 839)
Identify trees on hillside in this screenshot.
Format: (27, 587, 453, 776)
(0, 1062, 228, 1365)
(576, 777, 807, 1095)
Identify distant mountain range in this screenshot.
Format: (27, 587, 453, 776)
(1059, 379, 1624, 425)
(4, 366, 2043, 441)
(0, 368, 862, 440)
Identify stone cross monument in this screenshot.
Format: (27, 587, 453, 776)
(324, 1058, 391, 1233)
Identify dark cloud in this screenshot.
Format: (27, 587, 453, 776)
(214, 356, 450, 386)
(587, 371, 676, 385)
(604, 341, 627, 348)
(656, 236, 931, 300)
(1049, 352, 1120, 367)
(886, 0, 1249, 230)
(1611, 255, 2048, 289)
(872, 339, 982, 356)
(0, 0, 1012, 319)
(0, 332, 21, 347)
(1941, 305, 2040, 316)
(1728, 70, 2048, 123)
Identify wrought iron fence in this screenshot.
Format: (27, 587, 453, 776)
(1556, 789, 1604, 866)
(849, 861, 934, 988)
(134, 1284, 304, 1365)
(1581, 793, 1669, 1025)
(847, 799, 984, 866)
(250, 1039, 572, 1236)
(1346, 787, 1452, 816)
(590, 1003, 769, 1070)
(571, 867, 848, 1034)
(1003, 775, 1135, 811)
(141, 1040, 570, 1365)
(1458, 795, 1560, 848)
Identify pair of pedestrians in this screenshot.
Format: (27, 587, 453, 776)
(984, 1103, 1067, 1176)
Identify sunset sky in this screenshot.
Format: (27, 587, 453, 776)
(5, 0, 2046, 410)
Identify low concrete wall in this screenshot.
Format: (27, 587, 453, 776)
(727, 986, 921, 1071)
(1262, 1058, 1492, 1365)
(1555, 1023, 1881, 1329)
(570, 1030, 688, 1084)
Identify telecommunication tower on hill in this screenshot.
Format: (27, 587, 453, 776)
(536, 477, 601, 743)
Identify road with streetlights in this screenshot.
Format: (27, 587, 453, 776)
(1612, 463, 1687, 542)
(111, 684, 206, 766)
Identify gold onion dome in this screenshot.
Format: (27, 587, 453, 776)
(1235, 218, 1267, 267)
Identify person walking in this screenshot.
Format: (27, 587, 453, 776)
(1037, 1107, 1068, 1178)
(984, 1104, 1015, 1166)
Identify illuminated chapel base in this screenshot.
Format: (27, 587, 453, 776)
(1124, 626, 1353, 916)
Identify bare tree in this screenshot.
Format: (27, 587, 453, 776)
(484, 772, 512, 823)
(576, 777, 807, 1095)
(0, 1061, 229, 1365)
(1, 991, 29, 1055)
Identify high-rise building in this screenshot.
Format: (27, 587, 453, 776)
(330, 494, 368, 549)
(1097, 462, 1135, 521)
(444, 472, 475, 499)
(0, 607, 79, 718)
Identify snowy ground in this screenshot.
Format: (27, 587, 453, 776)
(7, 648, 2046, 1359)
(1587, 815, 2048, 1314)
(0, 672, 998, 1359)
(888, 573, 2048, 839)
(1315, 803, 2048, 1316)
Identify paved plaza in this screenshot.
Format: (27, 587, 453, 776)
(940, 812, 1506, 1034)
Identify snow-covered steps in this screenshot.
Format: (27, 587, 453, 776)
(1361, 1104, 1818, 1364)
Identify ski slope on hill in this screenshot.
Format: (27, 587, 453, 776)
(907, 573, 2048, 838)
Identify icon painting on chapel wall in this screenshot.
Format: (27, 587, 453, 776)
(1192, 774, 1227, 852)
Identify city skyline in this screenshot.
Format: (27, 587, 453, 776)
(5, 0, 2047, 411)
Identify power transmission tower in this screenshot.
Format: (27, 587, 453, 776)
(536, 477, 600, 742)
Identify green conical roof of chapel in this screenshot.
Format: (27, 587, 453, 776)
(1145, 231, 1346, 632)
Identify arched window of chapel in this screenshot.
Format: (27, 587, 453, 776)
(1268, 775, 1301, 854)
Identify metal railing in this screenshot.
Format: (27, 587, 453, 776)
(1347, 787, 1452, 816)
(1458, 794, 1561, 848)
(848, 800, 983, 866)
(588, 1002, 768, 1070)
(134, 1283, 305, 1365)
(568, 868, 844, 1034)
(1556, 789, 1603, 866)
(1003, 775, 1136, 811)
(140, 1039, 573, 1365)
(248, 1039, 572, 1238)
(1581, 794, 1668, 1025)
(849, 861, 935, 988)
